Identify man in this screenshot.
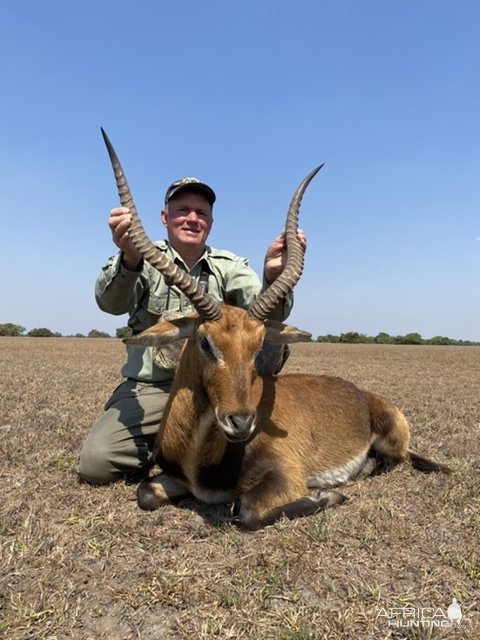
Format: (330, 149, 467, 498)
(78, 177, 305, 484)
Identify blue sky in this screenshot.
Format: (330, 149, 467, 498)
(1, 0, 479, 340)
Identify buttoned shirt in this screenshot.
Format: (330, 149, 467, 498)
(95, 241, 292, 382)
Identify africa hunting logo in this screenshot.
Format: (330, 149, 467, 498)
(377, 597, 463, 629)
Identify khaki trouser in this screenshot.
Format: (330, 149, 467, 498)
(78, 380, 171, 484)
(78, 344, 289, 484)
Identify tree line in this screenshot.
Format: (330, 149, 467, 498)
(0, 323, 132, 339)
(316, 331, 479, 346)
(1, 323, 478, 345)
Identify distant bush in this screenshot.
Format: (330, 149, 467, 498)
(116, 326, 133, 339)
(87, 330, 111, 338)
(316, 334, 340, 343)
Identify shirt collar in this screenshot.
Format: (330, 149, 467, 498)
(159, 240, 213, 274)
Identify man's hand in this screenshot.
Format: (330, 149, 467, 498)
(108, 207, 142, 270)
(263, 229, 307, 284)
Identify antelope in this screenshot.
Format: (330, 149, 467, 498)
(101, 129, 450, 530)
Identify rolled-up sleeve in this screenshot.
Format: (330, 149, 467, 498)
(95, 253, 146, 315)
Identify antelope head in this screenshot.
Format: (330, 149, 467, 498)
(101, 128, 322, 442)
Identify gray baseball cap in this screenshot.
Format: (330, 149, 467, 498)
(164, 177, 216, 205)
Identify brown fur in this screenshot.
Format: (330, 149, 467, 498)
(129, 306, 450, 530)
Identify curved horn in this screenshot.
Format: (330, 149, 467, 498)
(248, 165, 323, 322)
(101, 128, 222, 322)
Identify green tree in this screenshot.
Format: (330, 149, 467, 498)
(116, 326, 133, 339)
(339, 332, 369, 344)
(428, 336, 452, 346)
(28, 328, 56, 337)
(0, 323, 26, 336)
(374, 332, 394, 344)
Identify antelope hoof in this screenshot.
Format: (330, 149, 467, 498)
(137, 473, 190, 511)
(137, 480, 166, 511)
(313, 489, 348, 509)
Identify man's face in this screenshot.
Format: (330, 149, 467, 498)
(161, 191, 213, 252)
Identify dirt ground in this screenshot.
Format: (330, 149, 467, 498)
(1, 337, 479, 639)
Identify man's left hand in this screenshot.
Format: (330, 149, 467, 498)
(263, 230, 307, 284)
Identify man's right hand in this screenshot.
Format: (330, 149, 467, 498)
(108, 207, 142, 270)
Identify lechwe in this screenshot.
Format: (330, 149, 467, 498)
(102, 129, 450, 530)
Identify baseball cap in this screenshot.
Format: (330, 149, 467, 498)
(164, 177, 216, 206)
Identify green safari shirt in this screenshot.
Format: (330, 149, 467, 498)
(95, 240, 293, 383)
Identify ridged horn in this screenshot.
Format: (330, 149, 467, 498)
(248, 165, 323, 322)
(101, 128, 222, 322)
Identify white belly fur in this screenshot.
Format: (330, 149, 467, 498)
(306, 450, 369, 489)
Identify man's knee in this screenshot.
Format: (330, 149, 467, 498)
(77, 381, 167, 484)
(78, 439, 119, 485)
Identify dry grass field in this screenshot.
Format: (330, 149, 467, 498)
(1, 337, 479, 639)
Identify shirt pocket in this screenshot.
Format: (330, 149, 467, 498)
(133, 291, 171, 332)
(143, 291, 173, 316)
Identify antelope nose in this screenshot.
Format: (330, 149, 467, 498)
(227, 413, 256, 436)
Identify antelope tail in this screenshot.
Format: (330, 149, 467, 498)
(407, 450, 451, 474)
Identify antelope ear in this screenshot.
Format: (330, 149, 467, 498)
(124, 313, 199, 347)
(263, 319, 312, 344)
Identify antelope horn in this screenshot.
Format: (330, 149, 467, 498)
(101, 128, 222, 322)
(248, 165, 323, 322)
